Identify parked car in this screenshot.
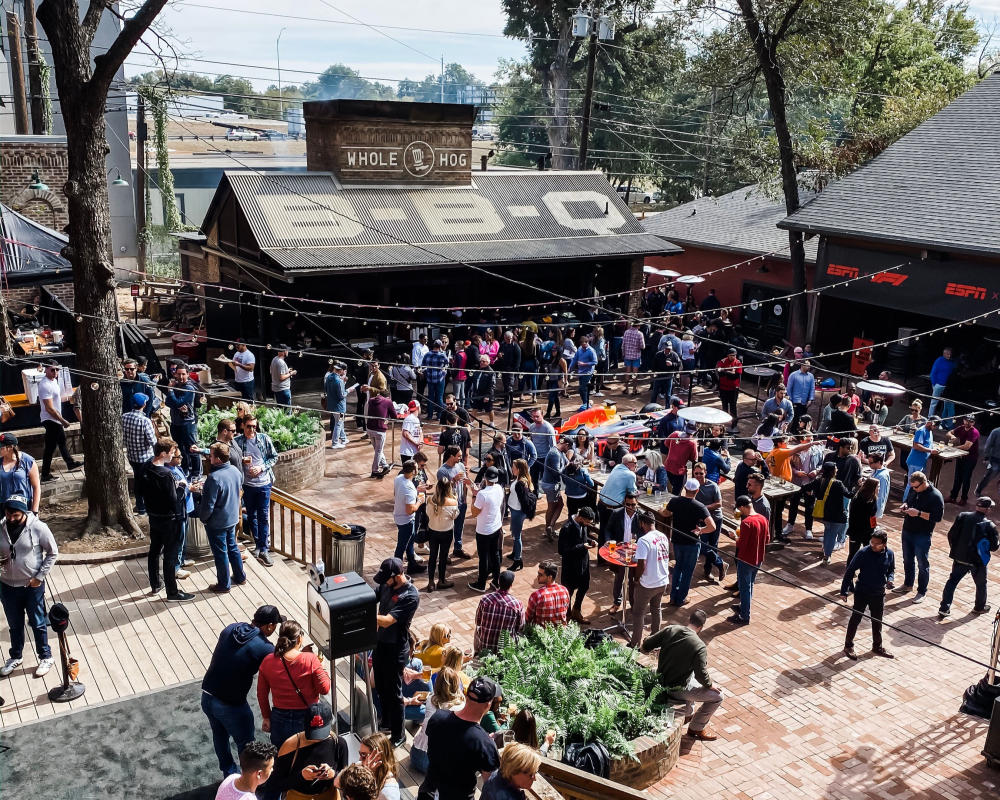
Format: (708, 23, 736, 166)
(225, 128, 259, 141)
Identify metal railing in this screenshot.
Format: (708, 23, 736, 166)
(267, 486, 350, 567)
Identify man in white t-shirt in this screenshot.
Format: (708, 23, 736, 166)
(629, 511, 670, 647)
(215, 740, 276, 799)
(269, 344, 295, 407)
(400, 400, 423, 462)
(228, 339, 256, 402)
(469, 466, 505, 592)
(37, 361, 80, 482)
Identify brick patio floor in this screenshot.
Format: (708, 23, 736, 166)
(295, 381, 1000, 799)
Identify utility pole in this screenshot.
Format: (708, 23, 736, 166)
(23, 0, 44, 135)
(277, 27, 287, 119)
(6, 13, 29, 134)
(702, 86, 716, 196)
(578, 27, 598, 170)
(135, 95, 148, 275)
(440, 55, 444, 103)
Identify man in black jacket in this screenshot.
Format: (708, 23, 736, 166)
(141, 438, 194, 602)
(558, 507, 598, 624)
(496, 331, 521, 408)
(938, 497, 1000, 618)
(605, 491, 642, 612)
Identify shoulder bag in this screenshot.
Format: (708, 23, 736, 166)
(813, 480, 834, 520)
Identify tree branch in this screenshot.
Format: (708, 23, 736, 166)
(91, 0, 169, 91)
(774, 0, 807, 42)
(83, 0, 107, 42)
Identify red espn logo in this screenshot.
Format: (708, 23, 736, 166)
(871, 273, 908, 286)
(944, 282, 987, 300)
(827, 264, 859, 278)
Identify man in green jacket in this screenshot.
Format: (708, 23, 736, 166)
(641, 609, 722, 741)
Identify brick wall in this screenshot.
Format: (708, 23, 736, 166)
(273, 441, 326, 492)
(1, 281, 75, 313)
(608, 727, 682, 789)
(0, 139, 69, 231)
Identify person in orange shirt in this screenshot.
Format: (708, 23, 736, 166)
(765, 435, 815, 482)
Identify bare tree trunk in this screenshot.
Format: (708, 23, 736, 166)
(541, 18, 575, 169)
(37, 0, 169, 538)
(736, 0, 808, 344)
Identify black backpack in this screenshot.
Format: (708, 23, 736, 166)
(563, 741, 611, 778)
(516, 481, 538, 520)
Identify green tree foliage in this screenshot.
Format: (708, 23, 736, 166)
(396, 62, 485, 103)
(298, 64, 397, 102)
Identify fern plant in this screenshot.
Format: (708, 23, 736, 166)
(476, 624, 676, 760)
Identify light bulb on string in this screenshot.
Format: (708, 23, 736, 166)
(228, 344, 234, 351)
(75, 314, 83, 322)
(90, 382, 99, 390)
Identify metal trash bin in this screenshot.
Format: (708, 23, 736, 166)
(328, 524, 366, 576)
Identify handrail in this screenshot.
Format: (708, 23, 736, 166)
(537, 758, 648, 800)
(268, 486, 349, 567)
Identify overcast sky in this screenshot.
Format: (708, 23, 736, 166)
(124, 0, 1000, 91)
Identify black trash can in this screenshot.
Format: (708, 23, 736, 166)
(328, 524, 366, 576)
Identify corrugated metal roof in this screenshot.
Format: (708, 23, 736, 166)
(212, 169, 677, 271)
(261, 233, 674, 274)
(780, 73, 1000, 257)
(641, 184, 818, 264)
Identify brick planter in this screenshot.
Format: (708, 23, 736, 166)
(273, 441, 326, 492)
(608, 724, 682, 789)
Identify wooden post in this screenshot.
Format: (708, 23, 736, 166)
(22, 0, 45, 135)
(6, 13, 29, 134)
(135, 95, 148, 274)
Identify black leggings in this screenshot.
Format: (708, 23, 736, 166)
(546, 389, 561, 418)
(427, 529, 452, 581)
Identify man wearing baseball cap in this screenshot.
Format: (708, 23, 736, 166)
(0, 494, 58, 678)
(324, 361, 349, 449)
(417, 675, 500, 800)
(373, 557, 420, 748)
(201, 605, 284, 777)
(122, 392, 156, 515)
(938, 497, 1000, 618)
(400, 400, 423, 463)
(666, 479, 716, 607)
(269, 344, 295, 407)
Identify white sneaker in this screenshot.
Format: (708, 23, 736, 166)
(804, 530, 814, 540)
(34, 658, 54, 678)
(0, 657, 22, 676)
(913, 593, 926, 604)
(782, 523, 794, 534)
(183, 559, 196, 568)
(415, 543, 429, 554)
(175, 569, 191, 580)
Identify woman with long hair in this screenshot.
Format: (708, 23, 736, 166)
(844, 478, 880, 578)
(804, 462, 848, 566)
(359, 732, 400, 800)
(560, 329, 577, 397)
(481, 328, 500, 364)
(519, 331, 540, 398)
(409, 666, 464, 773)
(257, 621, 332, 749)
(560, 456, 595, 519)
(507, 458, 534, 571)
(636, 450, 668, 493)
(425, 478, 458, 592)
(591, 326, 607, 395)
(268, 700, 348, 800)
(0, 434, 40, 511)
(414, 622, 452, 668)
(234, 400, 253, 436)
(753, 413, 781, 454)
(510, 709, 556, 755)
(573, 428, 596, 466)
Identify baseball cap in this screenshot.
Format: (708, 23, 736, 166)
(276, 343, 290, 352)
(669, 395, 684, 407)
(0, 432, 18, 447)
(304, 700, 333, 741)
(373, 557, 405, 584)
(977, 497, 995, 509)
(484, 466, 499, 482)
(466, 675, 500, 703)
(927, 415, 942, 424)
(727, 347, 738, 355)
(684, 478, 700, 492)
(252, 605, 286, 626)
(510, 422, 523, 431)
(4, 494, 28, 512)
(664, 342, 673, 348)
(407, 400, 421, 412)
(132, 392, 149, 409)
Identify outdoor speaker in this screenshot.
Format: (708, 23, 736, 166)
(306, 571, 377, 660)
(984, 695, 1000, 768)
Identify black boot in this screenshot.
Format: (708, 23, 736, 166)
(511, 559, 524, 572)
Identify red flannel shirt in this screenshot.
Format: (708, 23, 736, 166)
(716, 357, 743, 391)
(526, 583, 570, 627)
(475, 589, 526, 652)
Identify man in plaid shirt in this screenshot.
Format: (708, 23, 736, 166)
(526, 560, 570, 626)
(122, 392, 156, 515)
(474, 570, 526, 652)
(621, 320, 645, 396)
(421, 339, 450, 422)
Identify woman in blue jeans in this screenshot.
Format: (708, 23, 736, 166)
(507, 460, 536, 572)
(805, 463, 847, 565)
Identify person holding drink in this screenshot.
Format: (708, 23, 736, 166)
(235, 416, 279, 567)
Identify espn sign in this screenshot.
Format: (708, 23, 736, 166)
(944, 283, 987, 300)
(827, 264, 859, 278)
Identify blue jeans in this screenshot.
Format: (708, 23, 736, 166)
(578, 374, 592, 407)
(928, 384, 953, 425)
(519, 361, 537, 393)
(170, 421, 201, 479)
(509, 508, 526, 560)
(0, 581, 50, 659)
(901, 531, 932, 594)
(236, 379, 255, 402)
(244, 483, 272, 554)
(330, 412, 347, 445)
(670, 542, 701, 605)
(175, 517, 189, 571)
(208, 524, 246, 589)
(273, 389, 292, 407)
(426, 381, 446, 420)
(700, 531, 724, 573)
(736, 561, 759, 622)
(268, 706, 307, 749)
(410, 745, 429, 773)
(822, 521, 847, 558)
(453, 503, 468, 551)
(650, 377, 674, 404)
(201, 692, 254, 777)
(395, 521, 416, 564)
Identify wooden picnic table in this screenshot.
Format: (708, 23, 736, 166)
(886, 431, 968, 485)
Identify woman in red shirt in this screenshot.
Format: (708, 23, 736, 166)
(258, 620, 331, 749)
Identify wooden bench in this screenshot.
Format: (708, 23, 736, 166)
(538, 758, 650, 800)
